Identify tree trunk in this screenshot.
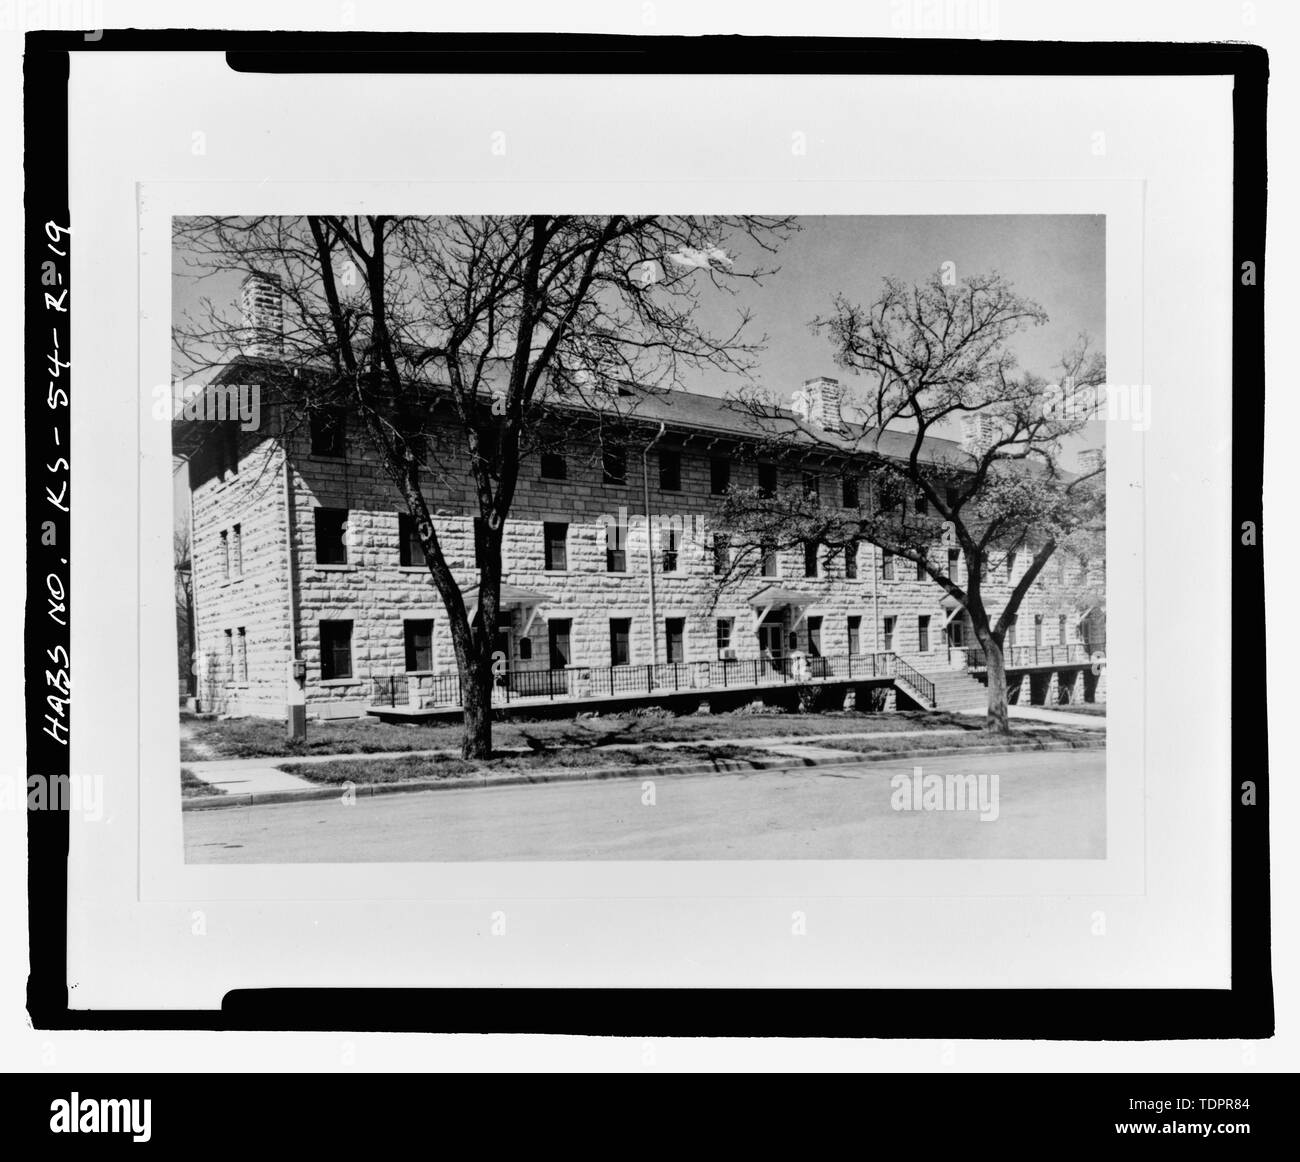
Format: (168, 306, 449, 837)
(458, 646, 494, 759)
(977, 630, 1012, 735)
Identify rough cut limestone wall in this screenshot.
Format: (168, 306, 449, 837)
(191, 411, 1104, 719)
(189, 434, 292, 717)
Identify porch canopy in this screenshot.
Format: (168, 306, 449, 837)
(747, 584, 817, 630)
(939, 593, 965, 627)
(463, 582, 555, 637)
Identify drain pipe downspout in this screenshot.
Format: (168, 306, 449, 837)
(642, 422, 667, 665)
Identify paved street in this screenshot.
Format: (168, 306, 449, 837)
(184, 749, 1104, 862)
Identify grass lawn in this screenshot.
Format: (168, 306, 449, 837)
(184, 708, 981, 760)
(280, 743, 775, 785)
(181, 767, 225, 798)
(817, 726, 1101, 756)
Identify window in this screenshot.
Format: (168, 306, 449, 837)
(665, 618, 685, 664)
(845, 541, 858, 579)
(716, 618, 734, 656)
(314, 508, 349, 565)
(807, 616, 823, 658)
(914, 491, 929, 516)
(877, 476, 904, 513)
(916, 554, 927, 581)
(473, 517, 489, 569)
(1057, 553, 1067, 584)
(543, 522, 568, 571)
(605, 520, 627, 572)
(662, 526, 679, 573)
(1006, 616, 1018, 649)
(847, 615, 862, 655)
(918, 615, 931, 653)
(223, 629, 233, 681)
(319, 620, 353, 680)
(1059, 614, 1068, 645)
(883, 615, 896, 652)
(609, 618, 632, 667)
(220, 529, 230, 580)
(842, 475, 859, 508)
(235, 627, 248, 683)
(658, 449, 681, 491)
(603, 441, 627, 485)
(310, 410, 346, 458)
(398, 512, 425, 567)
(219, 428, 240, 479)
(803, 471, 820, 499)
(1006, 550, 1017, 580)
(948, 548, 960, 579)
(881, 549, 894, 580)
(540, 450, 567, 481)
(548, 619, 572, 669)
(404, 619, 433, 672)
(231, 524, 242, 577)
(1034, 613, 1043, 648)
(804, 540, 820, 578)
(946, 485, 962, 509)
(758, 463, 777, 498)
(712, 533, 731, 576)
(518, 638, 532, 661)
(762, 540, 778, 577)
(710, 457, 731, 495)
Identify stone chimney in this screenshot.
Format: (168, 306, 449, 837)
(795, 376, 845, 433)
(959, 413, 999, 456)
(1077, 448, 1105, 475)
(240, 270, 284, 359)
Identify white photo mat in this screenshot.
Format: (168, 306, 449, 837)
(65, 57, 1232, 1005)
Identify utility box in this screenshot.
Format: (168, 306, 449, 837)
(286, 657, 307, 741)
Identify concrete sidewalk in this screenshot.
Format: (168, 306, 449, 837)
(181, 718, 1099, 798)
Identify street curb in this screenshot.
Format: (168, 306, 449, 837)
(182, 737, 1105, 811)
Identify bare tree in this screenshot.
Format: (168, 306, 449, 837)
(174, 526, 195, 698)
(716, 269, 1105, 733)
(173, 215, 796, 757)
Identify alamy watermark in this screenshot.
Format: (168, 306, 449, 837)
(890, 764, 999, 821)
(153, 380, 262, 431)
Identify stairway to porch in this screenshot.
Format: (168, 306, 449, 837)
(896, 655, 989, 714)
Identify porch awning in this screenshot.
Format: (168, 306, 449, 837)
(464, 582, 555, 637)
(747, 585, 816, 629)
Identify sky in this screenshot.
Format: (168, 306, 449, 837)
(173, 213, 1106, 477)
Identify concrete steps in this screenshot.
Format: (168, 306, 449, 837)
(897, 655, 989, 713)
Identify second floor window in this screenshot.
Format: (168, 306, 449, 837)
(605, 521, 627, 572)
(662, 527, 679, 573)
(845, 541, 858, 579)
(803, 471, 820, 500)
(916, 554, 927, 581)
(948, 548, 960, 579)
(710, 457, 731, 495)
(804, 540, 819, 578)
(658, 449, 681, 491)
(1059, 614, 1068, 645)
(398, 512, 425, 567)
(842, 475, 859, 508)
(603, 441, 627, 485)
(309, 410, 346, 458)
(543, 522, 568, 571)
(220, 529, 230, 580)
(762, 541, 778, 577)
(758, 463, 778, 498)
(712, 533, 731, 576)
(314, 508, 349, 565)
(881, 549, 894, 580)
(540, 450, 567, 480)
(231, 524, 242, 577)
(1007, 550, 1017, 580)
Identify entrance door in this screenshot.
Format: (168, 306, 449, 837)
(757, 620, 785, 677)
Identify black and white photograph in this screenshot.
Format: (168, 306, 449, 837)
(171, 213, 1109, 863)
(5, 1, 1290, 1113)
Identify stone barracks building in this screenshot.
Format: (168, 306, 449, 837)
(174, 275, 1106, 722)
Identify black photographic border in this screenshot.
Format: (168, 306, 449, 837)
(23, 29, 1270, 1040)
